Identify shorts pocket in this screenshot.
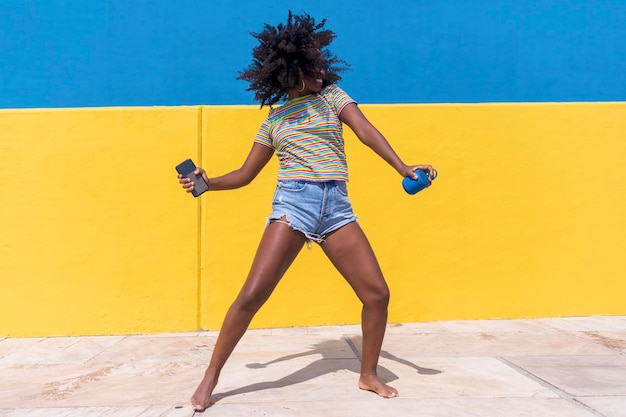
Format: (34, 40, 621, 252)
(336, 182, 348, 196)
(278, 181, 308, 192)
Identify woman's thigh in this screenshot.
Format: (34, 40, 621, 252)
(235, 219, 306, 308)
(320, 222, 390, 304)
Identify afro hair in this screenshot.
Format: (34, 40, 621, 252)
(238, 11, 349, 107)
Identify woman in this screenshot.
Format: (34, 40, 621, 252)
(178, 11, 435, 411)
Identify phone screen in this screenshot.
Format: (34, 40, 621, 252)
(176, 159, 209, 197)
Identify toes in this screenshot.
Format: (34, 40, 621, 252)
(386, 389, 399, 398)
(379, 387, 398, 398)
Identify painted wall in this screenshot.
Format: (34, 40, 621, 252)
(199, 103, 626, 330)
(2, 102, 625, 336)
(2, 1, 626, 336)
(0, 107, 202, 336)
(2, 0, 626, 108)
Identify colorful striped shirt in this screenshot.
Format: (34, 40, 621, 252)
(254, 84, 356, 182)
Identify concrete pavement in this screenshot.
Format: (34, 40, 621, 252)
(1, 316, 625, 417)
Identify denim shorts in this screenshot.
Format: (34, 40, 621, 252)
(268, 180, 358, 244)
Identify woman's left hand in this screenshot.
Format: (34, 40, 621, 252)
(402, 164, 436, 182)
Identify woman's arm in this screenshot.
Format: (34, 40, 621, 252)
(339, 102, 434, 180)
(178, 142, 274, 193)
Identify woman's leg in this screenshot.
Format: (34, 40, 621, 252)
(321, 222, 398, 398)
(191, 219, 306, 411)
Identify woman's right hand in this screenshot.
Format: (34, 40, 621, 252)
(178, 167, 209, 193)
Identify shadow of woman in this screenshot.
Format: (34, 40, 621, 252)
(209, 337, 441, 405)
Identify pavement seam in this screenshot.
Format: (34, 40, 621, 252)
(497, 357, 608, 417)
(536, 323, 622, 356)
(570, 331, 626, 356)
(342, 335, 361, 361)
(84, 335, 128, 365)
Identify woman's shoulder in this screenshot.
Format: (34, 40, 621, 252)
(321, 84, 347, 96)
(321, 84, 355, 101)
(320, 84, 356, 113)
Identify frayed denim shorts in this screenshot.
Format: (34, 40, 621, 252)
(268, 180, 358, 244)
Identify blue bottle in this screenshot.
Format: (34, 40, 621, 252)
(402, 169, 438, 195)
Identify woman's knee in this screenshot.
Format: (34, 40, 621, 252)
(362, 284, 390, 309)
(234, 287, 271, 314)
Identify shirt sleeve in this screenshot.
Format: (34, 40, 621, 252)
(253, 115, 274, 150)
(323, 85, 357, 116)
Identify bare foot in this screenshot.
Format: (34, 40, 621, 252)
(358, 373, 399, 398)
(190, 371, 219, 411)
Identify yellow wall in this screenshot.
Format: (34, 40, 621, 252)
(1, 103, 625, 337)
(0, 107, 201, 336)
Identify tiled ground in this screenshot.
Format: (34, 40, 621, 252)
(1, 316, 625, 417)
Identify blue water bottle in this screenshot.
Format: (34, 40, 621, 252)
(402, 169, 438, 195)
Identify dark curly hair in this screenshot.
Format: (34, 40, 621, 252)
(238, 11, 349, 107)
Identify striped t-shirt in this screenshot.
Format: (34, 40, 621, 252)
(254, 85, 356, 182)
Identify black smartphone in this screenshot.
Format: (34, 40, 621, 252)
(175, 158, 209, 197)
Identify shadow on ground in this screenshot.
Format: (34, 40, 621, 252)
(209, 337, 441, 405)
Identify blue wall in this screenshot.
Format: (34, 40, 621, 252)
(2, 0, 625, 108)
